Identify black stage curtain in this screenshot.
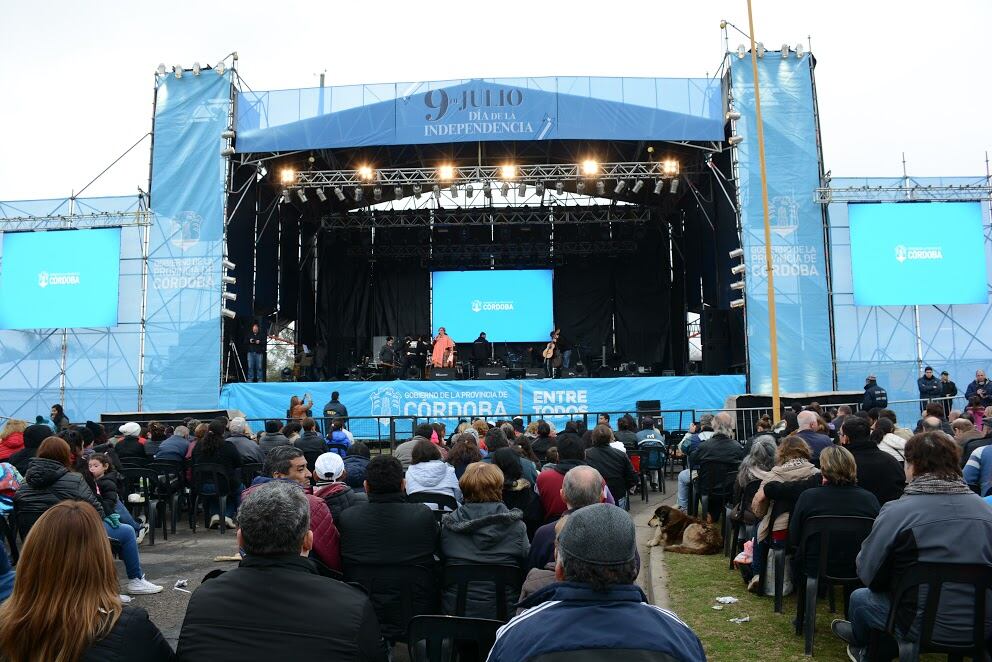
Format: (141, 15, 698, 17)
(277, 205, 300, 319)
(553, 261, 614, 362)
(255, 189, 279, 316)
(614, 226, 670, 368)
(371, 260, 430, 343)
(225, 164, 256, 318)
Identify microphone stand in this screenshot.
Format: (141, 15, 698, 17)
(227, 340, 247, 383)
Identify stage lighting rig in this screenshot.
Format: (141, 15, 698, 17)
(483, 181, 493, 198)
(296, 189, 308, 203)
(438, 164, 455, 180)
(737, 45, 746, 59)
(394, 185, 404, 200)
(728, 135, 744, 146)
(500, 182, 510, 197)
(614, 181, 626, 194)
(795, 43, 805, 58)
(353, 187, 363, 202)
(756, 42, 766, 58)
(729, 248, 744, 259)
(595, 181, 605, 196)
(156, 63, 167, 76)
(555, 182, 564, 195)
(221, 308, 236, 319)
(412, 184, 423, 199)
(449, 183, 458, 196)
(730, 298, 745, 309)
(631, 180, 644, 194)
(192, 62, 201, 76)
(576, 181, 586, 194)
(432, 185, 441, 200)
(465, 184, 474, 197)
(535, 182, 545, 196)
(373, 186, 383, 201)
(653, 180, 664, 195)
(669, 178, 679, 194)
(174, 65, 183, 79)
(333, 187, 346, 202)
(357, 165, 375, 181)
(280, 169, 296, 185)
(501, 164, 517, 179)
(731, 264, 746, 275)
(660, 160, 680, 177)
(281, 189, 292, 204)
(581, 160, 599, 176)
(315, 188, 327, 202)
(726, 110, 741, 121)
(517, 182, 527, 196)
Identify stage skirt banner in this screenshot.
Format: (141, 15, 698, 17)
(220, 375, 744, 432)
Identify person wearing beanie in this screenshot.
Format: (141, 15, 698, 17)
(313, 452, 367, 521)
(9, 424, 51, 476)
(490, 503, 706, 662)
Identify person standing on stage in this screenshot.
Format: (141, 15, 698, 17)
(472, 332, 491, 377)
(543, 331, 561, 378)
(917, 365, 942, 411)
(379, 337, 397, 377)
(940, 370, 958, 417)
(554, 328, 573, 370)
(247, 322, 266, 383)
(431, 327, 456, 368)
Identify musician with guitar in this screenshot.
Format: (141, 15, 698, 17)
(543, 330, 562, 378)
(431, 327, 457, 369)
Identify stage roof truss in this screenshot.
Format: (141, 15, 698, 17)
(0, 210, 153, 232)
(318, 205, 652, 230)
(815, 183, 992, 203)
(349, 240, 638, 261)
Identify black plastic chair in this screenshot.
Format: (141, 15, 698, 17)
(407, 615, 502, 662)
(119, 456, 149, 468)
(345, 563, 439, 643)
(442, 564, 523, 623)
(725, 479, 761, 570)
(148, 460, 185, 535)
(120, 467, 166, 545)
(694, 461, 738, 521)
(867, 562, 992, 661)
(191, 464, 234, 534)
(793, 516, 875, 655)
(626, 449, 649, 502)
(241, 462, 264, 487)
(407, 492, 459, 524)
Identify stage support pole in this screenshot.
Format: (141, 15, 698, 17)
(746, 0, 781, 422)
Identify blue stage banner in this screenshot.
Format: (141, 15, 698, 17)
(731, 53, 833, 393)
(235, 76, 724, 151)
(220, 375, 745, 432)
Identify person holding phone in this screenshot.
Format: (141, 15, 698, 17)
(289, 394, 313, 420)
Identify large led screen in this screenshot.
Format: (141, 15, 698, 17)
(431, 269, 553, 342)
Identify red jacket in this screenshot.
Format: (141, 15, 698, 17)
(242, 478, 341, 572)
(0, 432, 24, 462)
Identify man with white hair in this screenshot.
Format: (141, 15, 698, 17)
(676, 412, 742, 512)
(796, 410, 832, 464)
(227, 418, 265, 464)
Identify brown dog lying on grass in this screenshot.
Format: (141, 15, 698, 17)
(647, 505, 723, 555)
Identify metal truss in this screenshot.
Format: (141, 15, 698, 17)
(815, 184, 992, 204)
(293, 162, 679, 188)
(0, 210, 153, 231)
(346, 240, 637, 259)
(319, 205, 651, 230)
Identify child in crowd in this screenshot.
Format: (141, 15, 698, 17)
(88, 453, 147, 543)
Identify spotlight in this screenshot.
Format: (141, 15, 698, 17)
(449, 183, 458, 196)
(730, 281, 745, 291)
(483, 181, 493, 198)
(595, 181, 605, 196)
(281, 189, 292, 204)
(729, 248, 745, 259)
(781, 44, 790, 56)
(221, 146, 235, 157)
(174, 65, 183, 79)
(500, 182, 510, 197)
(614, 181, 627, 194)
(432, 184, 441, 200)
(756, 42, 766, 57)
(315, 187, 327, 202)
(728, 135, 744, 146)
(653, 180, 664, 195)
(555, 181, 564, 195)
(221, 308, 237, 319)
(661, 160, 680, 177)
(215, 61, 226, 75)
(535, 182, 545, 196)
(221, 129, 236, 139)
(222, 258, 236, 270)
(737, 45, 746, 59)
(438, 164, 455, 180)
(357, 165, 375, 181)
(581, 160, 599, 176)
(222, 275, 236, 285)
(720, 19, 727, 29)
(412, 184, 422, 199)
(333, 187, 346, 202)
(156, 63, 167, 76)
(279, 169, 296, 185)
(296, 189, 308, 203)
(730, 298, 746, 309)
(576, 181, 586, 194)
(465, 184, 474, 197)
(373, 186, 383, 201)
(669, 178, 680, 194)
(501, 164, 517, 179)
(795, 43, 805, 58)
(517, 182, 527, 196)
(631, 180, 645, 194)
(222, 292, 237, 301)
(731, 264, 746, 275)
(394, 185, 404, 199)
(353, 187, 363, 202)
(192, 62, 201, 76)
(726, 110, 741, 121)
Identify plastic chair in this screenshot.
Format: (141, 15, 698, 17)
(407, 615, 502, 662)
(442, 564, 523, 623)
(867, 562, 992, 661)
(626, 449, 649, 502)
(326, 442, 350, 457)
(241, 462, 264, 487)
(148, 460, 185, 535)
(639, 444, 668, 495)
(119, 456, 149, 468)
(120, 467, 166, 544)
(793, 516, 875, 655)
(695, 461, 738, 521)
(407, 492, 459, 524)
(191, 464, 234, 534)
(344, 563, 439, 643)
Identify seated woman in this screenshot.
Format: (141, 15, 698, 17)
(405, 440, 461, 509)
(12, 437, 162, 596)
(871, 417, 906, 465)
(191, 419, 242, 529)
(440, 462, 530, 619)
(492, 448, 542, 536)
(729, 435, 777, 561)
(788, 445, 879, 581)
(584, 424, 638, 510)
(748, 435, 820, 592)
(0, 501, 174, 660)
(447, 433, 482, 479)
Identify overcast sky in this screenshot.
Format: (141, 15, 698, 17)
(1, 1, 989, 201)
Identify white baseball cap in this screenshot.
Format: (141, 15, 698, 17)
(119, 422, 141, 436)
(314, 452, 344, 480)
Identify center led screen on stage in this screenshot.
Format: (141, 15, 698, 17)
(848, 201, 988, 306)
(0, 228, 122, 330)
(431, 269, 553, 342)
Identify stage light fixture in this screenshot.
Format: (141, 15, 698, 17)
(756, 42, 766, 57)
(315, 187, 327, 202)
(222, 291, 237, 301)
(222, 275, 236, 285)
(412, 184, 422, 199)
(631, 180, 645, 194)
(720, 20, 727, 29)
(728, 135, 744, 146)
(174, 65, 183, 79)
(595, 181, 605, 196)
(730, 298, 745, 309)
(296, 189, 308, 203)
(465, 184, 474, 197)
(373, 186, 383, 201)
(221, 129, 236, 140)
(669, 178, 680, 194)
(729, 248, 745, 259)
(221, 308, 236, 319)
(483, 181, 493, 198)
(581, 160, 599, 176)
(555, 181, 564, 195)
(517, 182, 527, 196)
(215, 61, 226, 75)
(222, 259, 236, 270)
(576, 181, 586, 194)
(394, 185, 404, 199)
(614, 181, 627, 194)
(333, 187, 346, 202)
(279, 168, 296, 185)
(726, 110, 741, 121)
(432, 184, 441, 200)
(730, 281, 745, 291)
(156, 63, 167, 76)
(661, 160, 680, 177)
(437, 164, 455, 180)
(281, 189, 292, 204)
(731, 264, 746, 275)
(781, 44, 790, 56)
(192, 62, 201, 76)
(357, 165, 375, 181)
(535, 182, 545, 196)
(795, 43, 805, 58)
(501, 164, 517, 179)
(449, 183, 458, 196)
(221, 146, 235, 157)
(737, 45, 746, 59)
(653, 180, 664, 195)
(353, 187, 363, 202)
(500, 182, 510, 197)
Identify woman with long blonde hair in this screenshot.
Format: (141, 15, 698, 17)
(0, 501, 174, 661)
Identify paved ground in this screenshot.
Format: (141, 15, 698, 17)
(126, 476, 677, 654)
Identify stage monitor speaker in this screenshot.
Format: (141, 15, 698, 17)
(480, 367, 507, 380)
(701, 308, 731, 375)
(597, 366, 618, 378)
(430, 368, 457, 379)
(636, 400, 662, 417)
(562, 368, 581, 378)
(524, 367, 544, 379)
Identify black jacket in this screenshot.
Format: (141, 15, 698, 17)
(337, 492, 439, 640)
(585, 445, 638, 503)
(530, 436, 555, 462)
(322, 399, 349, 419)
(314, 481, 369, 522)
(258, 432, 292, 455)
(862, 382, 888, 410)
(13, 458, 105, 536)
(691, 433, 745, 488)
(177, 554, 387, 661)
(83, 605, 175, 662)
(192, 440, 242, 482)
(94, 470, 122, 516)
(845, 438, 905, 505)
(917, 375, 942, 400)
(787, 484, 879, 577)
(294, 431, 327, 456)
(115, 435, 147, 460)
(9, 423, 50, 476)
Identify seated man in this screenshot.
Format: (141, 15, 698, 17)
(536, 436, 613, 520)
(491, 503, 705, 661)
(527, 465, 604, 571)
(832, 432, 992, 661)
(226, 418, 265, 464)
(336, 455, 438, 642)
(258, 419, 292, 455)
(154, 425, 190, 462)
(242, 446, 341, 571)
(293, 417, 326, 456)
(677, 412, 742, 512)
(178, 481, 387, 660)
